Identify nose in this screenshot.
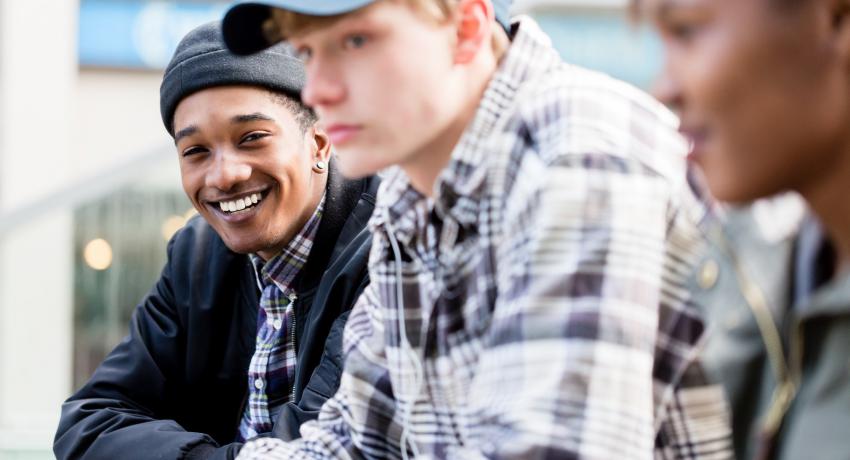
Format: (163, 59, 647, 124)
(301, 58, 346, 109)
(205, 149, 251, 191)
(651, 58, 683, 111)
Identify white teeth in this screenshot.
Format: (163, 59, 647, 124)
(218, 193, 263, 213)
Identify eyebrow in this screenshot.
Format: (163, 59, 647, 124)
(632, 0, 673, 20)
(174, 126, 198, 144)
(655, 0, 682, 21)
(173, 113, 276, 144)
(232, 112, 275, 124)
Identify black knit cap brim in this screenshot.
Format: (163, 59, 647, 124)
(160, 20, 306, 135)
(222, 0, 513, 56)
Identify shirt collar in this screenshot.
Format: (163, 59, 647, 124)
(250, 193, 325, 294)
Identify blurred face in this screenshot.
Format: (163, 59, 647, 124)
(173, 86, 329, 259)
(648, 0, 850, 202)
(286, 1, 466, 179)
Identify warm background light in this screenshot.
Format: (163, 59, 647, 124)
(183, 207, 197, 221)
(84, 238, 113, 270)
(161, 215, 187, 242)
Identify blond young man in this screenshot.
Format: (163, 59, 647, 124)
(221, 0, 732, 458)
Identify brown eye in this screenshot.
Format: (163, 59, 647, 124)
(240, 132, 270, 144)
(669, 22, 699, 41)
(182, 146, 207, 157)
(659, 7, 710, 43)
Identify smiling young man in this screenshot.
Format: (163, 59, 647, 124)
(637, 0, 850, 458)
(220, 0, 731, 458)
(54, 22, 379, 460)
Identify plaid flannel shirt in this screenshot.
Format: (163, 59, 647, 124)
(238, 16, 731, 459)
(238, 196, 325, 441)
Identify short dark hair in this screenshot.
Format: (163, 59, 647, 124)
(269, 90, 318, 132)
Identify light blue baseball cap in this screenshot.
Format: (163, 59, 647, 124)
(222, 0, 512, 55)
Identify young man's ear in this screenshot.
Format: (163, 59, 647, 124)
(454, 0, 494, 64)
(309, 125, 333, 165)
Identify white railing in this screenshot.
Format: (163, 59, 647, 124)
(0, 143, 174, 237)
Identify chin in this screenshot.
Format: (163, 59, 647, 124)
(221, 240, 259, 255)
(707, 178, 775, 205)
(218, 232, 268, 255)
(336, 155, 383, 179)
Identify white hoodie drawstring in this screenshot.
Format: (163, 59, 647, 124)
(383, 206, 424, 460)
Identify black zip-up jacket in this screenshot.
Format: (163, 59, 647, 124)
(54, 169, 378, 460)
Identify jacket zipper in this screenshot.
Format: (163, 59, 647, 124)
(712, 228, 800, 440)
(289, 292, 298, 403)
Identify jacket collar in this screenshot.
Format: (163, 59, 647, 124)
(295, 159, 375, 292)
(798, 269, 850, 319)
(702, 193, 806, 319)
(792, 218, 850, 320)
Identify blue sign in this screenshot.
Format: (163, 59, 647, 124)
(79, 1, 227, 69)
(78, 1, 664, 87)
(533, 12, 663, 88)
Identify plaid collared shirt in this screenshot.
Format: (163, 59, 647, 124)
(237, 195, 325, 441)
(238, 16, 730, 459)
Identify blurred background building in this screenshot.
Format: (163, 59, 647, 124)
(0, 0, 660, 458)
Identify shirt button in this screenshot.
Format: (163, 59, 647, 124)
(273, 319, 283, 330)
(698, 259, 720, 290)
(254, 378, 264, 390)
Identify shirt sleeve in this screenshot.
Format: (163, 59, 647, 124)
(446, 151, 671, 457)
(444, 109, 729, 457)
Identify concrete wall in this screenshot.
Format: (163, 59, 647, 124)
(0, 1, 78, 458)
(0, 5, 173, 458)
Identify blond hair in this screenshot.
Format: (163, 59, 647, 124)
(266, 0, 508, 58)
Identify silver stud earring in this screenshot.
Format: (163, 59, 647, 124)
(314, 160, 327, 172)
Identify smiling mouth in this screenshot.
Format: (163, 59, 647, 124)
(214, 192, 265, 214)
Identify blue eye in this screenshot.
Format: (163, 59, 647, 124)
(344, 34, 368, 49)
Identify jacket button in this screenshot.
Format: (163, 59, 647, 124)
(698, 259, 719, 289)
(254, 378, 264, 390)
(723, 310, 743, 331)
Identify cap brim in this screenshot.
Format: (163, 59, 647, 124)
(222, 0, 376, 55)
